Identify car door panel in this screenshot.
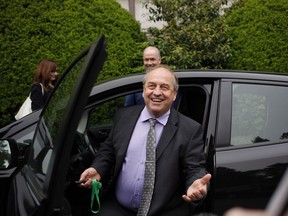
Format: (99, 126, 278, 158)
(7, 36, 107, 216)
(213, 79, 288, 215)
(214, 143, 288, 215)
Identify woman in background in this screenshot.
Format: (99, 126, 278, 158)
(31, 59, 58, 111)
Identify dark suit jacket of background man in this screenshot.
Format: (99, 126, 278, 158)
(91, 105, 208, 216)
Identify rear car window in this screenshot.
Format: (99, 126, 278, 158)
(231, 83, 288, 145)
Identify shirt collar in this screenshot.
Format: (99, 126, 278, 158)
(140, 106, 170, 126)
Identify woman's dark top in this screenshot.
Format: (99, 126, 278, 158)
(30, 83, 51, 111)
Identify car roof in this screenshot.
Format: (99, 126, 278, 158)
(175, 69, 288, 81)
(91, 70, 288, 97)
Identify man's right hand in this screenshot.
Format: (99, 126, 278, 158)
(78, 167, 101, 188)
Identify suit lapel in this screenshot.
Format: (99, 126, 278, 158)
(156, 109, 178, 161)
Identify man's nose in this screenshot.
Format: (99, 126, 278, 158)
(147, 59, 154, 64)
(153, 86, 161, 95)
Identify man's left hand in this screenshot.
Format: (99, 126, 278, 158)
(182, 173, 212, 202)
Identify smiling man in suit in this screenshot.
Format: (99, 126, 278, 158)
(80, 64, 211, 216)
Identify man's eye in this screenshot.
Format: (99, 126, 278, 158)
(161, 85, 170, 90)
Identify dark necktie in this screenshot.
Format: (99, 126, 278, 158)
(137, 118, 157, 216)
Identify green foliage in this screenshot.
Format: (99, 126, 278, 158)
(225, 0, 288, 72)
(0, 0, 146, 127)
(90, 97, 125, 126)
(143, 0, 232, 69)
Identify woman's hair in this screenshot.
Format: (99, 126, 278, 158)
(34, 59, 57, 90)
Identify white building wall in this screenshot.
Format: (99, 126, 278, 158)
(116, 0, 165, 31)
(116, 0, 234, 31)
(117, 0, 129, 10)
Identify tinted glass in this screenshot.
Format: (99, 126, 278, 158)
(27, 54, 87, 188)
(86, 85, 210, 152)
(231, 84, 288, 145)
(89, 96, 125, 127)
(177, 86, 209, 124)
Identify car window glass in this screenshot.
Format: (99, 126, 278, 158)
(5, 123, 37, 147)
(87, 96, 125, 151)
(177, 86, 209, 125)
(16, 130, 35, 145)
(27, 54, 88, 188)
(231, 83, 288, 145)
(89, 96, 125, 126)
(86, 85, 210, 151)
(88, 85, 209, 127)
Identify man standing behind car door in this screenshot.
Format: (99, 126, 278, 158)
(143, 46, 162, 69)
(124, 46, 162, 106)
(79, 64, 211, 216)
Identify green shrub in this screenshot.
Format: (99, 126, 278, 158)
(225, 0, 288, 72)
(0, 0, 146, 127)
(143, 0, 232, 69)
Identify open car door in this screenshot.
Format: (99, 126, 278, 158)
(7, 36, 107, 216)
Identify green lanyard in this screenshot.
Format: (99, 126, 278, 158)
(91, 179, 102, 214)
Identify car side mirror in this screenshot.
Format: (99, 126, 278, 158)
(0, 139, 19, 169)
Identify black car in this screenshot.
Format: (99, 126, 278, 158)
(0, 36, 288, 216)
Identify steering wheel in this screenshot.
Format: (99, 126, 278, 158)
(83, 130, 97, 157)
(68, 131, 95, 175)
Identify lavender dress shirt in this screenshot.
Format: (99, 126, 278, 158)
(115, 107, 170, 209)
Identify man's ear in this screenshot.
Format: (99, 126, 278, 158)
(173, 92, 177, 101)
